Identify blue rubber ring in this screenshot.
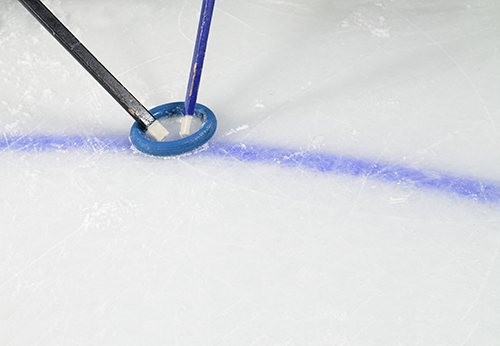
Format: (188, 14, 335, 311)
(129, 102, 217, 156)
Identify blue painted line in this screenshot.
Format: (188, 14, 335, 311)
(1, 134, 499, 203)
(0, 134, 130, 152)
(206, 142, 500, 203)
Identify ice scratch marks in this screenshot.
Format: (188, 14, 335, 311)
(243, 0, 309, 13)
(140, 243, 214, 303)
(460, 322, 481, 346)
(224, 124, 249, 137)
(217, 8, 253, 31)
(461, 235, 500, 321)
(207, 142, 500, 203)
(392, 9, 499, 142)
(177, 0, 194, 44)
(116, 53, 177, 79)
(32, 298, 59, 346)
(1, 132, 11, 152)
(264, 0, 310, 11)
(0, 223, 85, 290)
(0, 134, 130, 153)
(1, 135, 500, 202)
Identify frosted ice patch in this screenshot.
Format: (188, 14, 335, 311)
(352, 12, 391, 37)
(310, 135, 325, 149)
(389, 196, 410, 204)
(224, 124, 249, 136)
(371, 28, 390, 37)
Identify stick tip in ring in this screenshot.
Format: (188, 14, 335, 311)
(180, 115, 194, 138)
(130, 102, 217, 157)
(146, 120, 169, 141)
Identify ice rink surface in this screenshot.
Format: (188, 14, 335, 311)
(1, 0, 500, 344)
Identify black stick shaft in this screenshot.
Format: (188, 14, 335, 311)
(18, 0, 156, 128)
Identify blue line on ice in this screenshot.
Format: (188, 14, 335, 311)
(1, 134, 499, 203)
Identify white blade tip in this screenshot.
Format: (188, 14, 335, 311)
(180, 115, 194, 138)
(146, 120, 169, 141)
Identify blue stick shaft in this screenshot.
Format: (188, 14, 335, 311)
(184, 0, 216, 116)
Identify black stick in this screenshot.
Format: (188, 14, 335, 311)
(18, 0, 157, 129)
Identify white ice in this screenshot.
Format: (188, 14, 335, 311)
(1, 0, 500, 345)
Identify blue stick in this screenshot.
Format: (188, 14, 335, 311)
(184, 0, 216, 117)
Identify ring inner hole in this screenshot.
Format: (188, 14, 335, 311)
(146, 114, 203, 142)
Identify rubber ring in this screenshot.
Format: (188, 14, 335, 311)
(129, 102, 217, 156)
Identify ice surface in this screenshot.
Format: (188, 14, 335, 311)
(1, 0, 500, 345)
